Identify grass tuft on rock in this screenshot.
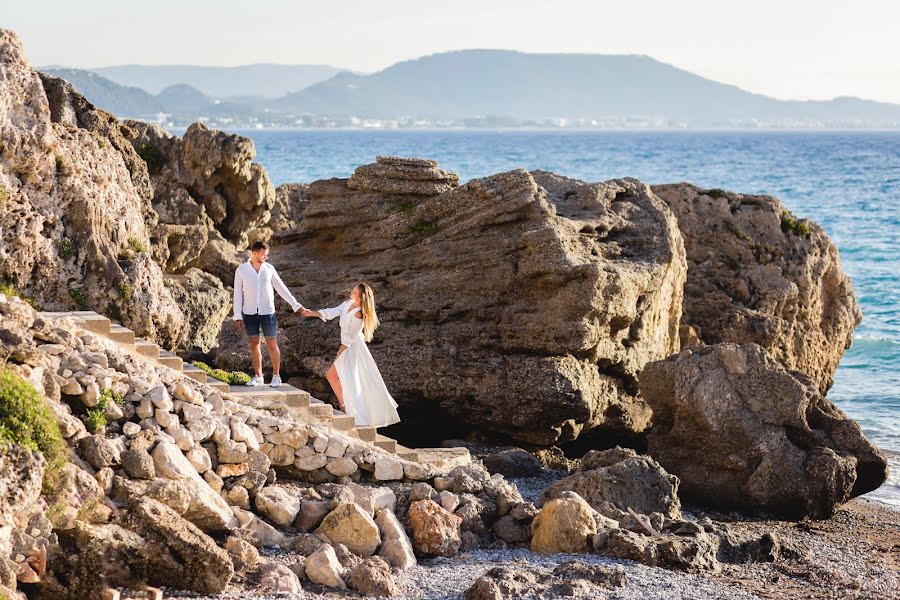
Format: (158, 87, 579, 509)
(68, 287, 88, 310)
(192, 361, 250, 385)
(0, 282, 41, 310)
(58, 237, 74, 260)
(386, 201, 417, 216)
(705, 188, 728, 198)
(405, 219, 438, 235)
(781, 213, 811, 237)
(127, 236, 147, 254)
(724, 220, 754, 243)
(0, 368, 66, 470)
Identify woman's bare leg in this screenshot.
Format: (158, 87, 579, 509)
(325, 363, 344, 411)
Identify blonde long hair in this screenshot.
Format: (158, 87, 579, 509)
(357, 283, 380, 342)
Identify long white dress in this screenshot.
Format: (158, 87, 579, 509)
(318, 300, 400, 427)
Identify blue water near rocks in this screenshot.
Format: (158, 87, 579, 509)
(241, 129, 900, 506)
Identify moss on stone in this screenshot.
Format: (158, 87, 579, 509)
(0, 282, 41, 310)
(0, 368, 66, 470)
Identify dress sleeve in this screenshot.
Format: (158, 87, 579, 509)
(318, 300, 348, 322)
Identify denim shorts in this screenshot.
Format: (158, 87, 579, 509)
(242, 312, 277, 338)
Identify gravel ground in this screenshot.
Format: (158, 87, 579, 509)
(162, 471, 900, 600)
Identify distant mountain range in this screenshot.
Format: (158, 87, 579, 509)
(41, 51, 900, 129)
(89, 64, 343, 98)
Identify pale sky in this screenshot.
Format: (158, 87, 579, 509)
(4, 0, 899, 103)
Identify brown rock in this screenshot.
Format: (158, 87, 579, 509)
(530, 494, 597, 554)
(407, 499, 462, 557)
(316, 502, 382, 557)
(640, 343, 888, 518)
(223, 167, 685, 447)
(652, 183, 861, 393)
(348, 556, 398, 597)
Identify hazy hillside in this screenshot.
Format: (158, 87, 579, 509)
(41, 68, 164, 116)
(43, 51, 900, 128)
(276, 50, 900, 127)
(91, 64, 343, 98)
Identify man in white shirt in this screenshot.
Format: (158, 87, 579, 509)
(233, 240, 303, 387)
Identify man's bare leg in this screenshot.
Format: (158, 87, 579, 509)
(249, 336, 263, 377)
(265, 338, 281, 377)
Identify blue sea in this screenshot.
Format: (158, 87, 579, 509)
(240, 129, 900, 507)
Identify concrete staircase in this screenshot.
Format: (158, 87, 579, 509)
(41, 310, 466, 468)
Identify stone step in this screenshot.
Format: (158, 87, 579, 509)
(330, 413, 356, 431)
(374, 434, 397, 453)
(283, 388, 311, 410)
(157, 349, 183, 371)
(396, 444, 419, 462)
(133, 338, 159, 359)
(206, 379, 231, 392)
(355, 426, 378, 443)
(72, 311, 111, 334)
(107, 324, 135, 344)
(308, 399, 334, 418)
(181, 364, 208, 383)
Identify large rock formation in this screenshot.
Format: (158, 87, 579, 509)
(639, 343, 887, 518)
(0, 30, 228, 353)
(216, 163, 686, 446)
(124, 119, 275, 282)
(652, 184, 861, 393)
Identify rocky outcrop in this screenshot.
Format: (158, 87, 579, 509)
(0, 30, 229, 353)
(640, 343, 887, 518)
(652, 183, 861, 393)
(124, 119, 274, 281)
(216, 162, 686, 446)
(464, 561, 627, 600)
(540, 447, 681, 519)
(348, 155, 460, 195)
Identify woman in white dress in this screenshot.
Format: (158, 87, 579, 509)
(300, 283, 400, 428)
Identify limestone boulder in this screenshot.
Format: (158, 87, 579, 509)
(316, 502, 382, 557)
(217, 164, 686, 446)
(407, 499, 462, 557)
(540, 447, 681, 519)
(164, 268, 230, 352)
(652, 183, 861, 392)
(640, 343, 888, 518)
(530, 494, 597, 554)
(375, 508, 416, 569)
(305, 544, 346, 589)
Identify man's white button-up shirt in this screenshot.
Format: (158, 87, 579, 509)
(233, 260, 301, 320)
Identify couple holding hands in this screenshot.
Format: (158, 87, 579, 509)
(232, 241, 400, 428)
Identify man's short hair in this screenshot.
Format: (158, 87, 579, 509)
(251, 241, 270, 252)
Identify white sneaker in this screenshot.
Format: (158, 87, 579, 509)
(270, 375, 282, 387)
(246, 375, 264, 387)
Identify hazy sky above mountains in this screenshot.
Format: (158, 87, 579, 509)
(6, 0, 898, 103)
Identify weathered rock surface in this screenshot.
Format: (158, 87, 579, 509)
(530, 493, 598, 553)
(124, 119, 274, 278)
(316, 502, 381, 557)
(408, 499, 463, 557)
(348, 556, 398, 597)
(540, 447, 681, 519)
(464, 561, 627, 600)
(348, 155, 460, 196)
(217, 164, 686, 446)
(652, 183, 861, 393)
(640, 343, 888, 518)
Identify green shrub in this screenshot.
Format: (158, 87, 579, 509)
(228, 371, 251, 385)
(81, 407, 106, 433)
(0, 368, 66, 470)
(54, 154, 66, 173)
(118, 282, 133, 302)
(58, 238, 74, 260)
(192, 361, 250, 385)
(137, 143, 167, 174)
(99, 387, 125, 406)
(781, 213, 811, 237)
(705, 188, 728, 198)
(405, 219, 438, 235)
(68, 287, 88, 310)
(127, 236, 146, 254)
(386, 201, 416, 216)
(0, 282, 41, 310)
